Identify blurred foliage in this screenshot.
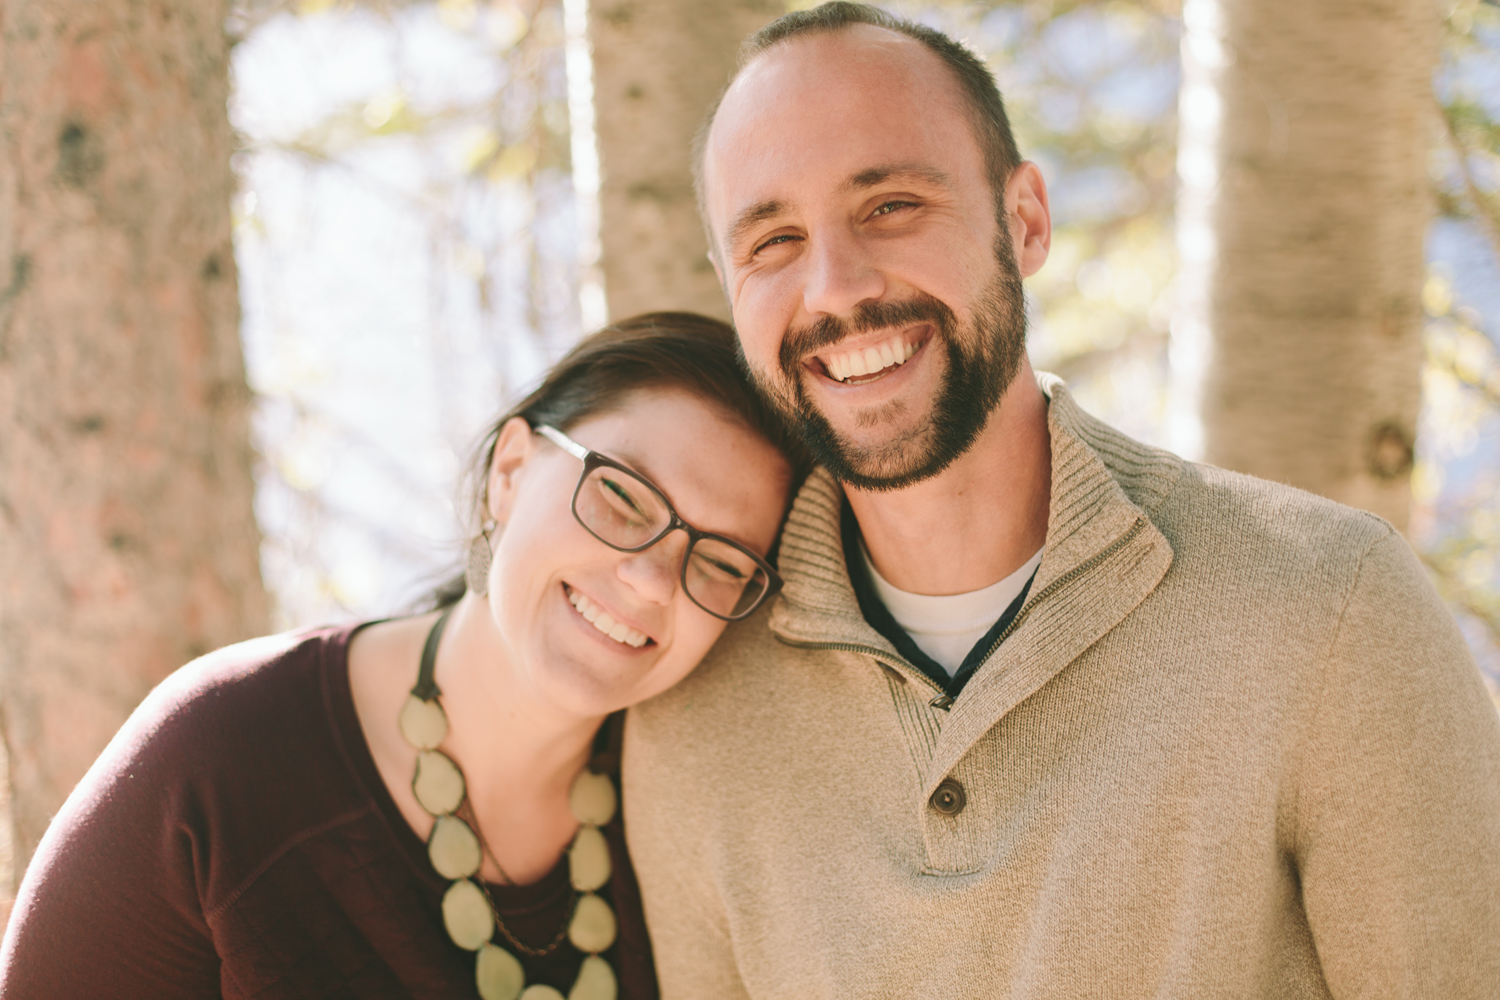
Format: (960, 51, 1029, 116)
(1422, 0, 1500, 702)
(1440, 1, 1500, 249)
(230, 0, 583, 625)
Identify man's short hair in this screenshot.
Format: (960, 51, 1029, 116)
(693, 1, 1023, 253)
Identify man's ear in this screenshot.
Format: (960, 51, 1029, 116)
(709, 249, 725, 288)
(486, 417, 536, 526)
(1004, 161, 1052, 279)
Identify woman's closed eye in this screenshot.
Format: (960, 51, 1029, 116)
(599, 476, 652, 526)
(688, 548, 752, 584)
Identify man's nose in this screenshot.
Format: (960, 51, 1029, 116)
(615, 529, 687, 606)
(801, 228, 886, 318)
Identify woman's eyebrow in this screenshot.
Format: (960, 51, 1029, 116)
(596, 447, 679, 506)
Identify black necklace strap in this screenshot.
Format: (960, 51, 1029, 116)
(411, 606, 454, 701)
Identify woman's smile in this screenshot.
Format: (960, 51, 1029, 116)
(563, 583, 653, 649)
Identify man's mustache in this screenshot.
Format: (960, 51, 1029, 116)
(778, 295, 954, 374)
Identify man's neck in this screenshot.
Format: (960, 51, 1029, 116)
(846, 357, 1051, 596)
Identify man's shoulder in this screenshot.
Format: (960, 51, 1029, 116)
(1048, 387, 1409, 630)
(1163, 458, 1396, 571)
(653, 603, 790, 696)
(1050, 384, 1396, 577)
(628, 601, 823, 749)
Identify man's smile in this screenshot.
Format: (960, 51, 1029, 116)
(810, 325, 932, 384)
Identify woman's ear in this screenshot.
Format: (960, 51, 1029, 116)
(486, 417, 536, 526)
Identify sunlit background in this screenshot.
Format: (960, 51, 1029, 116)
(227, 0, 1500, 701)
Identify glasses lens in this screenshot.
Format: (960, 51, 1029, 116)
(575, 464, 671, 549)
(685, 537, 769, 619)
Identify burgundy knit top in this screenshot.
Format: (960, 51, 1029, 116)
(0, 623, 658, 999)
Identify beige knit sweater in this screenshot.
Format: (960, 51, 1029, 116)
(624, 377, 1500, 1000)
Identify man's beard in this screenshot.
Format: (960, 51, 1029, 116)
(747, 231, 1027, 492)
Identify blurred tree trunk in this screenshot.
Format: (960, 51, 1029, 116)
(588, 0, 780, 323)
(1174, 0, 1436, 530)
(0, 0, 268, 895)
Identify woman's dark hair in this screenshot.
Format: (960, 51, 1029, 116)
(422, 311, 809, 609)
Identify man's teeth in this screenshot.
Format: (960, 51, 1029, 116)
(823, 334, 919, 382)
(567, 588, 649, 648)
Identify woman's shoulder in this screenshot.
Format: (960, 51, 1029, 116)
(46, 621, 380, 871)
(120, 624, 357, 772)
(1, 623, 386, 993)
(157, 623, 349, 704)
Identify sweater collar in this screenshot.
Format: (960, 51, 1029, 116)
(769, 374, 1180, 713)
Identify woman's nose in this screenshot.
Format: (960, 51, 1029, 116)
(615, 529, 687, 605)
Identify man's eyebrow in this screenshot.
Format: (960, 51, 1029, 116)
(845, 164, 951, 191)
(725, 199, 787, 253)
(722, 166, 949, 254)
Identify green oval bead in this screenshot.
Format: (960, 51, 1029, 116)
(567, 892, 617, 954)
(429, 814, 482, 880)
(518, 987, 565, 1000)
(568, 770, 617, 826)
(414, 749, 466, 816)
(568, 825, 611, 892)
(476, 943, 525, 1000)
(568, 955, 618, 1000)
(442, 879, 494, 951)
(398, 694, 447, 750)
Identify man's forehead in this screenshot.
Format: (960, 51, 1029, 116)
(714, 25, 951, 138)
(740, 23, 928, 79)
(704, 26, 969, 225)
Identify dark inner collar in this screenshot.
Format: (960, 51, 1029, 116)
(840, 497, 1035, 701)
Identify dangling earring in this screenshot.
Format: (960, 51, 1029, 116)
(466, 519, 497, 597)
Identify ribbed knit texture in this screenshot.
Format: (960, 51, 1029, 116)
(624, 377, 1500, 1000)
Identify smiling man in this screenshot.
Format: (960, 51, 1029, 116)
(623, 4, 1500, 998)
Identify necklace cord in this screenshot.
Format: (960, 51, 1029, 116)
(411, 605, 453, 701)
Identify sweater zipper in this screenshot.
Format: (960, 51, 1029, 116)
(972, 516, 1149, 669)
(775, 638, 946, 697)
(776, 517, 1149, 710)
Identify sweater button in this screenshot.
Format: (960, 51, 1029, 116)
(929, 779, 966, 816)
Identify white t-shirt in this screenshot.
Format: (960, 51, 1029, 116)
(860, 541, 1045, 677)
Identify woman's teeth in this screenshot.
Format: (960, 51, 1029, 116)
(822, 334, 919, 383)
(567, 588, 649, 648)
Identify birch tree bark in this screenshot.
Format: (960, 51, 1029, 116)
(587, 0, 780, 322)
(1173, 0, 1436, 530)
(0, 0, 268, 887)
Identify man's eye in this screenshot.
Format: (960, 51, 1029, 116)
(872, 200, 914, 216)
(753, 233, 798, 255)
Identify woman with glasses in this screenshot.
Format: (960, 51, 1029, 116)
(1, 313, 806, 1000)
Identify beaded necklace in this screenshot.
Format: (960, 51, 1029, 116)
(398, 609, 619, 1000)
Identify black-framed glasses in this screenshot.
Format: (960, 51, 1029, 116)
(536, 424, 783, 621)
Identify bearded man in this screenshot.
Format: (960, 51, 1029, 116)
(623, 4, 1500, 997)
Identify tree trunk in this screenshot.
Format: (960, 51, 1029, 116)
(0, 0, 268, 890)
(1172, 0, 1435, 530)
(587, 0, 780, 323)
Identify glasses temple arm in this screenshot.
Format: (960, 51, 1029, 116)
(536, 424, 591, 461)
